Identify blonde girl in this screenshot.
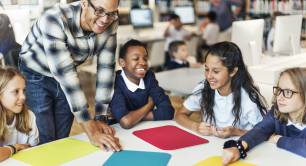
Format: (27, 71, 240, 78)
(0, 67, 39, 162)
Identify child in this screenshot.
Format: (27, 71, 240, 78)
(0, 67, 39, 162)
(175, 41, 267, 138)
(197, 11, 220, 62)
(199, 11, 220, 48)
(222, 67, 306, 165)
(166, 40, 202, 70)
(110, 39, 174, 129)
(266, 12, 284, 52)
(164, 13, 193, 67)
(0, 14, 20, 68)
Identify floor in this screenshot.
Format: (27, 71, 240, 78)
(69, 72, 198, 136)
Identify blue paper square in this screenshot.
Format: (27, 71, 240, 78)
(103, 150, 171, 166)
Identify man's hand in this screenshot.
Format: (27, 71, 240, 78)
(95, 120, 115, 135)
(81, 120, 121, 152)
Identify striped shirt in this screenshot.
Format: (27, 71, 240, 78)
(19, 2, 118, 122)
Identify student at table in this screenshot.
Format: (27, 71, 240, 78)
(0, 68, 39, 162)
(175, 41, 268, 138)
(223, 67, 306, 165)
(110, 39, 174, 129)
(166, 40, 202, 70)
(163, 13, 193, 68)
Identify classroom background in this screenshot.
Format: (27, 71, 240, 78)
(1, 0, 306, 165)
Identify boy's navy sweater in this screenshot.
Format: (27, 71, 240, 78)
(240, 109, 306, 157)
(110, 70, 174, 122)
(166, 59, 189, 70)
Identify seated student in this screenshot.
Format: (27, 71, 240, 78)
(266, 12, 284, 52)
(166, 40, 202, 70)
(164, 13, 193, 67)
(223, 67, 306, 165)
(110, 39, 174, 129)
(175, 41, 267, 138)
(0, 14, 20, 68)
(197, 11, 220, 62)
(0, 67, 39, 162)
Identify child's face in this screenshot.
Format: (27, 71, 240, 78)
(119, 46, 148, 84)
(204, 54, 237, 95)
(276, 73, 304, 115)
(0, 75, 26, 114)
(173, 45, 189, 60)
(170, 19, 182, 29)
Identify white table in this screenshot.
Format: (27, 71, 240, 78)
(2, 121, 306, 166)
(155, 67, 204, 96)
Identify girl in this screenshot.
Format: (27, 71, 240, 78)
(110, 39, 174, 129)
(223, 67, 306, 165)
(0, 67, 39, 162)
(175, 41, 267, 138)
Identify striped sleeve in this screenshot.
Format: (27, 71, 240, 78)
(95, 34, 117, 116)
(39, 12, 90, 122)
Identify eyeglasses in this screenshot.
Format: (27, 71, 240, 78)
(273, 86, 299, 99)
(87, 0, 119, 20)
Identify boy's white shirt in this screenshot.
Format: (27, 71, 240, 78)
(172, 58, 186, 64)
(121, 70, 145, 92)
(1, 111, 39, 146)
(202, 23, 220, 46)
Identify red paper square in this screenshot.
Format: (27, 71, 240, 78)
(133, 125, 209, 150)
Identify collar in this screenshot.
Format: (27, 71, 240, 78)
(121, 70, 145, 92)
(287, 119, 306, 130)
(70, 2, 86, 37)
(173, 58, 187, 65)
(215, 89, 233, 100)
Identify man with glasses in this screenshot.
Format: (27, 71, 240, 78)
(18, 0, 121, 151)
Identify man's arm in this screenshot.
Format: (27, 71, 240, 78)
(40, 13, 90, 122)
(39, 14, 120, 151)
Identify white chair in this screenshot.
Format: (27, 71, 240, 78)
(148, 40, 165, 68)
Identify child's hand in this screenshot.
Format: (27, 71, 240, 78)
(213, 126, 234, 138)
(222, 147, 240, 166)
(15, 144, 31, 152)
(147, 97, 154, 108)
(197, 122, 214, 135)
(268, 134, 282, 144)
(190, 63, 203, 68)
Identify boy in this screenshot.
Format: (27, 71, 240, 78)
(166, 40, 202, 70)
(110, 39, 174, 129)
(164, 13, 193, 67)
(197, 11, 220, 62)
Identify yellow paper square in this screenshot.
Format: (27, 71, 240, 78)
(12, 138, 99, 166)
(194, 156, 256, 166)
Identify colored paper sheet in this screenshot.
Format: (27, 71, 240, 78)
(194, 156, 256, 166)
(103, 150, 171, 166)
(133, 125, 209, 150)
(12, 138, 99, 166)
